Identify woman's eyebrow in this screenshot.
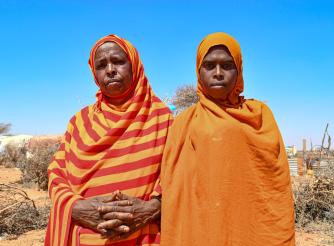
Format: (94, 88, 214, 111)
(94, 58, 106, 65)
(203, 57, 234, 63)
(94, 53, 106, 61)
(96, 54, 126, 62)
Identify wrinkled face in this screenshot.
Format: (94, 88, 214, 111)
(199, 46, 238, 101)
(94, 42, 133, 98)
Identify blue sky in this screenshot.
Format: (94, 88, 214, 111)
(0, 0, 333, 149)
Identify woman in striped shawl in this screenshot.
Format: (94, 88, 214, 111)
(45, 34, 172, 246)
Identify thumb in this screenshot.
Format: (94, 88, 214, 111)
(116, 192, 132, 201)
(101, 191, 120, 203)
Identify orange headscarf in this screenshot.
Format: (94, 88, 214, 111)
(45, 34, 172, 246)
(161, 32, 295, 246)
(196, 32, 244, 107)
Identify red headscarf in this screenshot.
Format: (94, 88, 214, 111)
(89, 34, 146, 111)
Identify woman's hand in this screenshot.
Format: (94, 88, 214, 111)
(71, 194, 133, 235)
(97, 193, 161, 239)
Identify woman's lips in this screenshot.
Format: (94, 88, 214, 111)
(210, 82, 226, 87)
(105, 79, 122, 86)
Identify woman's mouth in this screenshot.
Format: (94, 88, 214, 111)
(210, 82, 226, 88)
(105, 79, 122, 86)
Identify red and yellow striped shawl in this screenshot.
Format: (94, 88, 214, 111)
(45, 35, 172, 246)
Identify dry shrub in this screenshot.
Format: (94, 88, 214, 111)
(172, 84, 198, 115)
(0, 184, 49, 238)
(0, 123, 11, 135)
(21, 138, 60, 191)
(0, 137, 60, 190)
(293, 162, 334, 231)
(0, 144, 27, 168)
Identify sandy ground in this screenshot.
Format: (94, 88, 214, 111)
(1, 166, 333, 246)
(0, 166, 21, 185)
(0, 229, 45, 246)
(0, 166, 49, 246)
(296, 230, 334, 246)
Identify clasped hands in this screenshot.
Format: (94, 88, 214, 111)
(71, 191, 161, 240)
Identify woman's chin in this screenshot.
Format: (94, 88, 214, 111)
(206, 89, 228, 101)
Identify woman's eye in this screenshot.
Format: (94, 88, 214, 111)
(223, 62, 235, 70)
(114, 60, 125, 65)
(205, 63, 214, 70)
(95, 63, 105, 69)
(95, 60, 106, 69)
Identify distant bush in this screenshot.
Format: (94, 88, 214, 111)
(172, 84, 198, 115)
(0, 144, 27, 168)
(0, 138, 60, 191)
(0, 123, 11, 135)
(21, 139, 60, 191)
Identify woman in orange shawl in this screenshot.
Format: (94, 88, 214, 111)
(45, 34, 172, 246)
(161, 32, 295, 245)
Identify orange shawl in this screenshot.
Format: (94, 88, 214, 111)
(161, 33, 295, 246)
(45, 35, 172, 246)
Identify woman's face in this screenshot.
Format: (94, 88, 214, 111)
(199, 46, 238, 101)
(94, 42, 133, 98)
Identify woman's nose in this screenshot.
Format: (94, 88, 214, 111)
(214, 65, 224, 80)
(106, 63, 117, 76)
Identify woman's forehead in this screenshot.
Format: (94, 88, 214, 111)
(206, 45, 231, 56)
(203, 45, 233, 61)
(95, 41, 126, 58)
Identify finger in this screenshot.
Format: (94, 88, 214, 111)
(101, 229, 121, 239)
(96, 227, 108, 235)
(97, 219, 123, 230)
(102, 212, 133, 221)
(113, 225, 130, 233)
(104, 200, 133, 207)
(98, 205, 134, 214)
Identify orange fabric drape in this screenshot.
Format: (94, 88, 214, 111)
(161, 32, 295, 246)
(45, 35, 172, 246)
